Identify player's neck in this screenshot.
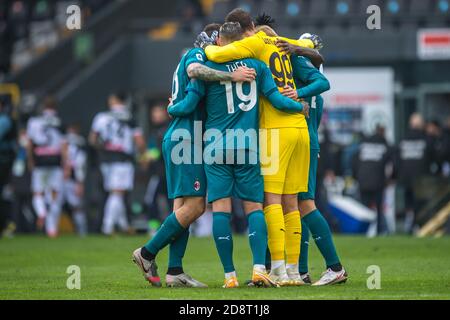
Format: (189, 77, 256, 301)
(42, 109, 56, 116)
(244, 30, 255, 38)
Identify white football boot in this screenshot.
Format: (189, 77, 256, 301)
(312, 268, 348, 286)
(286, 266, 306, 286)
(132, 248, 162, 287)
(269, 264, 292, 286)
(166, 273, 208, 288)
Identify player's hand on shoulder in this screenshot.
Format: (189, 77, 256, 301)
(281, 85, 298, 100)
(276, 39, 297, 55)
(231, 66, 256, 82)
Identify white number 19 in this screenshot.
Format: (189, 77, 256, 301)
(220, 80, 257, 114)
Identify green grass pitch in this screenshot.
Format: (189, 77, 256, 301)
(1, 235, 449, 300)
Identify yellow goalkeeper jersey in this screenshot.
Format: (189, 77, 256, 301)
(205, 31, 314, 129)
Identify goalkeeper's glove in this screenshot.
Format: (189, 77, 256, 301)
(300, 33, 324, 50)
(193, 31, 218, 49)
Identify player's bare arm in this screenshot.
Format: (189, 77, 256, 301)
(88, 131, 100, 149)
(187, 62, 256, 82)
(276, 39, 324, 68)
(25, 136, 34, 171)
(61, 140, 71, 179)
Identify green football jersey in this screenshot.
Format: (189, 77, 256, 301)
(164, 47, 207, 141)
(187, 58, 278, 152)
(291, 56, 328, 150)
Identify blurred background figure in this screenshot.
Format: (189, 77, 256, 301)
(26, 96, 66, 237)
(0, 97, 16, 236)
(10, 128, 34, 234)
(177, 0, 205, 34)
(63, 123, 88, 236)
(353, 125, 392, 235)
(89, 93, 146, 235)
(142, 102, 170, 236)
(443, 117, 450, 178)
(396, 113, 429, 234)
(425, 120, 446, 176)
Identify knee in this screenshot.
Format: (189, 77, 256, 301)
(185, 198, 206, 217)
(212, 198, 231, 213)
(299, 200, 316, 217)
(243, 201, 263, 215)
(282, 194, 298, 214)
(111, 189, 125, 196)
(264, 192, 281, 207)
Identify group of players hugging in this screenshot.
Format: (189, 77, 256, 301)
(132, 8, 347, 288)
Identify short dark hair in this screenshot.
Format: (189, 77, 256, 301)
(219, 22, 243, 42)
(110, 92, 127, 103)
(203, 23, 221, 37)
(225, 8, 253, 32)
(42, 96, 57, 110)
(255, 13, 276, 29)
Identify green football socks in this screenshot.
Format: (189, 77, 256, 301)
(144, 212, 185, 255)
(299, 220, 310, 273)
(212, 212, 235, 273)
(168, 228, 190, 269)
(302, 209, 341, 269)
(247, 210, 268, 266)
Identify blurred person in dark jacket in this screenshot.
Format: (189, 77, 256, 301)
(442, 117, 450, 177)
(0, 98, 17, 235)
(396, 113, 430, 234)
(425, 120, 447, 175)
(10, 127, 35, 233)
(353, 125, 391, 235)
(0, 17, 13, 78)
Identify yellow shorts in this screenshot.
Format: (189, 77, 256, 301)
(260, 127, 310, 194)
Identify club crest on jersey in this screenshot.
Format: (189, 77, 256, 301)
(194, 180, 201, 191)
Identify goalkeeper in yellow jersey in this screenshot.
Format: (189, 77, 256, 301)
(204, 8, 322, 286)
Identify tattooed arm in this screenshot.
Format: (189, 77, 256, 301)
(187, 63, 256, 82)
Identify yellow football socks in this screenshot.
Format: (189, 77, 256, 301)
(264, 204, 285, 261)
(284, 210, 301, 266)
